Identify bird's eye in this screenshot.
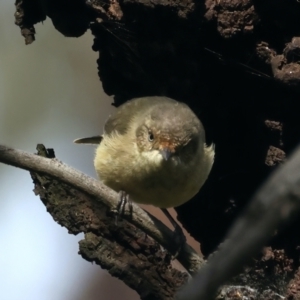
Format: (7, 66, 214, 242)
(148, 131, 154, 142)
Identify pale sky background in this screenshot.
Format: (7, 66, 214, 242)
(0, 1, 139, 299)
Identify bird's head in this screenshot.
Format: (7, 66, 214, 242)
(135, 102, 205, 163)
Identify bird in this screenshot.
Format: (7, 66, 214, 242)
(74, 96, 214, 246)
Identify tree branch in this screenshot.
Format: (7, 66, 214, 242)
(0, 144, 203, 276)
(177, 144, 300, 299)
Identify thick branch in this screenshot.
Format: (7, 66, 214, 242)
(0, 144, 203, 275)
(28, 145, 185, 299)
(177, 144, 300, 299)
(1, 144, 196, 298)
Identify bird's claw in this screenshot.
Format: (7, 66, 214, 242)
(114, 190, 132, 225)
(160, 208, 186, 258)
(171, 224, 186, 258)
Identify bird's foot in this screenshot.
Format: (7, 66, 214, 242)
(171, 223, 186, 258)
(161, 208, 186, 258)
(114, 190, 132, 225)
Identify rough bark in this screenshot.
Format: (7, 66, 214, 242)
(12, 0, 300, 299)
(30, 145, 189, 300)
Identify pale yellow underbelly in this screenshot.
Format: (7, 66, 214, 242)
(94, 137, 207, 208)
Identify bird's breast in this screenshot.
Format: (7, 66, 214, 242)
(94, 135, 207, 208)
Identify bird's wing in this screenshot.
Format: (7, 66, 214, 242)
(73, 136, 103, 144)
(104, 96, 176, 136)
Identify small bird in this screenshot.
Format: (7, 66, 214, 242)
(75, 96, 214, 243)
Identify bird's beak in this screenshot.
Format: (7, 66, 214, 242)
(160, 148, 172, 161)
